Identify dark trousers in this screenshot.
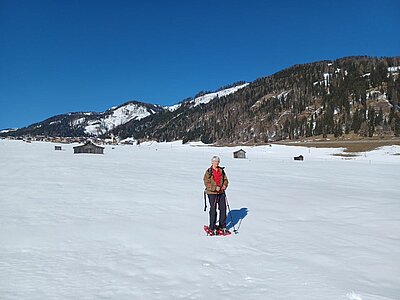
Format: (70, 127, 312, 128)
(208, 193, 227, 230)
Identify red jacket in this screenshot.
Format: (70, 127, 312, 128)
(203, 166, 229, 194)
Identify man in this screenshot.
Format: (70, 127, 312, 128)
(203, 155, 229, 235)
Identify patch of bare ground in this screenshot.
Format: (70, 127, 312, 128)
(274, 135, 400, 153)
(332, 153, 358, 158)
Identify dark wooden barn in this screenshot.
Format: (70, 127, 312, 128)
(233, 149, 246, 159)
(73, 140, 104, 154)
(294, 155, 304, 161)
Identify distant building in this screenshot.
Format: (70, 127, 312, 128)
(233, 149, 246, 159)
(73, 140, 104, 154)
(55, 146, 62, 151)
(294, 155, 304, 161)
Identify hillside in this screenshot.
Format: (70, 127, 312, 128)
(114, 56, 400, 144)
(2, 56, 400, 144)
(2, 101, 164, 138)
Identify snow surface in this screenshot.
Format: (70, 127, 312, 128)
(84, 103, 151, 135)
(164, 103, 182, 112)
(252, 91, 291, 109)
(0, 140, 399, 300)
(323, 73, 331, 86)
(192, 84, 249, 107)
(164, 84, 249, 112)
(0, 129, 18, 134)
(388, 66, 399, 73)
(71, 117, 86, 127)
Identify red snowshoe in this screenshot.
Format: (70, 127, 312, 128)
(204, 225, 231, 236)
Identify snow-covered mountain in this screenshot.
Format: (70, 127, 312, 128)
(5, 101, 164, 137)
(117, 56, 400, 144)
(0, 128, 18, 134)
(164, 83, 249, 112)
(84, 102, 161, 135)
(2, 82, 250, 138)
(3, 56, 399, 142)
(191, 83, 249, 107)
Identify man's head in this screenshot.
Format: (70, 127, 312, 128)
(211, 156, 220, 167)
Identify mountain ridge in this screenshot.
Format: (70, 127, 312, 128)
(2, 56, 400, 143)
(112, 56, 400, 144)
(1, 83, 249, 138)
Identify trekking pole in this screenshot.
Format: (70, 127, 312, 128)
(225, 192, 238, 234)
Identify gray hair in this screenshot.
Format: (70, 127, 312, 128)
(211, 156, 220, 162)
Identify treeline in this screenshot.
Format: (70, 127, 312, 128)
(115, 56, 400, 143)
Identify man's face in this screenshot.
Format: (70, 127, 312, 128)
(212, 159, 219, 168)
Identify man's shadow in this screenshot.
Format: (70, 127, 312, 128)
(227, 208, 248, 232)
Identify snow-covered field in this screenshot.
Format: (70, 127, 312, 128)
(0, 139, 399, 300)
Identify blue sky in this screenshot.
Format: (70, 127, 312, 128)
(0, 0, 399, 129)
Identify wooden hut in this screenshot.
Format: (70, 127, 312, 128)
(73, 140, 104, 154)
(294, 155, 304, 161)
(233, 149, 246, 159)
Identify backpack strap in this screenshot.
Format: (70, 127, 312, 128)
(220, 167, 226, 179)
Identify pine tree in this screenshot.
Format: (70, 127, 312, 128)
(395, 116, 400, 137)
